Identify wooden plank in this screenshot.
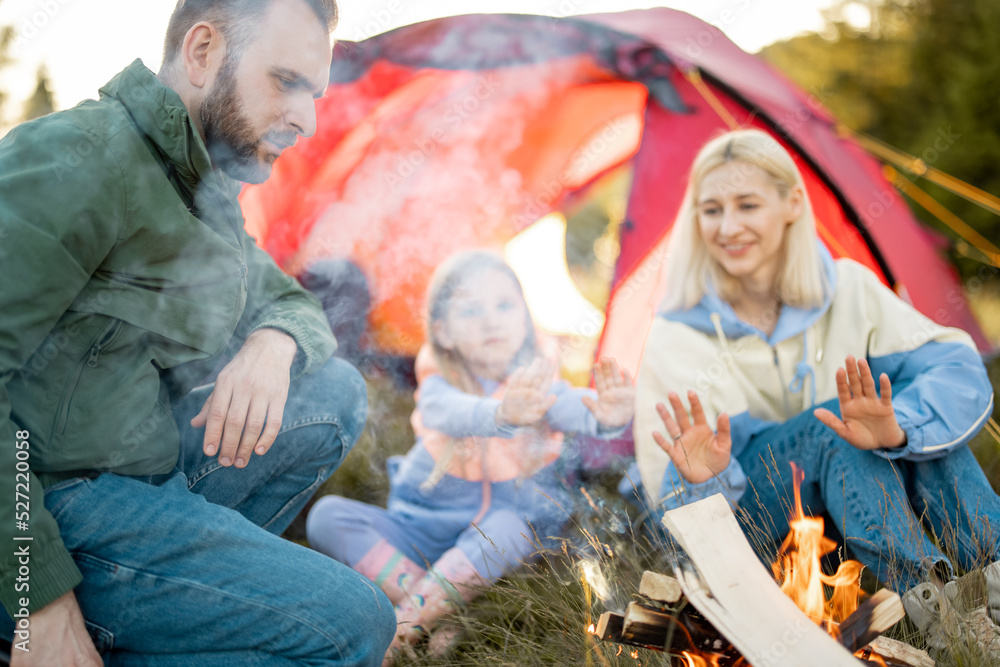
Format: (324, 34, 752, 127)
(595, 612, 624, 642)
(620, 601, 673, 649)
(836, 588, 906, 652)
(864, 636, 935, 667)
(662, 494, 860, 667)
(619, 601, 742, 658)
(639, 570, 683, 604)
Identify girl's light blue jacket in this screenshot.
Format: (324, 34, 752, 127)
(388, 375, 626, 537)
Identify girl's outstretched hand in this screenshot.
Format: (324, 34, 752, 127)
(497, 357, 558, 426)
(813, 355, 906, 450)
(652, 391, 731, 485)
(580, 358, 636, 428)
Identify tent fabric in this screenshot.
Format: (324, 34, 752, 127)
(240, 9, 991, 366)
(584, 10, 977, 341)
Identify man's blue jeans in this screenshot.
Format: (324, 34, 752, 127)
(736, 399, 1000, 593)
(2, 356, 396, 665)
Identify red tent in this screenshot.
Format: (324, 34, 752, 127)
(240, 9, 991, 375)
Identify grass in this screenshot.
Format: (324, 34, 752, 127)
(281, 290, 1000, 666)
(284, 369, 684, 666)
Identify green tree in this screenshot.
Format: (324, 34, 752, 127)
(760, 1, 921, 137)
(22, 65, 54, 121)
(0, 9, 13, 124)
(891, 0, 1000, 273)
(761, 0, 1000, 278)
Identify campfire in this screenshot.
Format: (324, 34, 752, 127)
(590, 468, 934, 666)
(773, 463, 867, 636)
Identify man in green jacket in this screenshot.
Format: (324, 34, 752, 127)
(0, 0, 396, 664)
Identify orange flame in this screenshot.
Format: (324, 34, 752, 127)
(587, 623, 596, 635)
(681, 650, 727, 666)
(669, 464, 885, 664)
(681, 651, 706, 666)
(769, 464, 890, 663)
(772, 462, 864, 632)
(854, 646, 890, 665)
(855, 651, 888, 665)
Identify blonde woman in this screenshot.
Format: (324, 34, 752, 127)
(634, 129, 999, 652)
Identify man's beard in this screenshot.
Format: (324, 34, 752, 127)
(199, 58, 274, 184)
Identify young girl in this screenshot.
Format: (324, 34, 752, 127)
(633, 129, 999, 652)
(307, 250, 635, 661)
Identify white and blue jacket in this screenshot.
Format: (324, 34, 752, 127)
(634, 246, 994, 511)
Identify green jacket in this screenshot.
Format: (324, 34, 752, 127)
(0, 60, 337, 616)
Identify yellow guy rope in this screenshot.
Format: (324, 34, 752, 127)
(684, 68, 742, 131)
(885, 166, 1000, 268)
(840, 125, 1000, 218)
(985, 418, 1000, 445)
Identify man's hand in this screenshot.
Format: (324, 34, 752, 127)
(813, 355, 906, 451)
(11, 591, 102, 667)
(652, 391, 732, 485)
(191, 328, 298, 467)
(496, 357, 558, 426)
(580, 358, 635, 428)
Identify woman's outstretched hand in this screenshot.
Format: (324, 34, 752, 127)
(581, 358, 636, 428)
(497, 357, 558, 426)
(813, 355, 906, 450)
(652, 391, 731, 485)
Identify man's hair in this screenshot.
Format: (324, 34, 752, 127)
(162, 0, 338, 66)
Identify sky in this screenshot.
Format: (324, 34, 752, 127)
(0, 0, 847, 124)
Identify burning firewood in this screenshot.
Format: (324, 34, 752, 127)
(835, 589, 906, 653)
(639, 570, 683, 603)
(593, 569, 741, 660)
(590, 494, 933, 666)
(594, 571, 931, 666)
(595, 602, 741, 660)
(860, 637, 935, 667)
(662, 494, 863, 666)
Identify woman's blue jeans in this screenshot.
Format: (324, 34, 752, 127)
(736, 399, 1000, 592)
(2, 356, 395, 665)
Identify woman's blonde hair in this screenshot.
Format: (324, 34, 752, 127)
(660, 129, 827, 312)
(425, 250, 537, 395)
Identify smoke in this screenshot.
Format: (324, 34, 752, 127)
(580, 557, 611, 601)
(282, 54, 599, 354)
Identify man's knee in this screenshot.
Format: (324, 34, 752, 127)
(310, 564, 396, 663)
(313, 355, 368, 445)
(285, 356, 368, 463)
(358, 585, 397, 663)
